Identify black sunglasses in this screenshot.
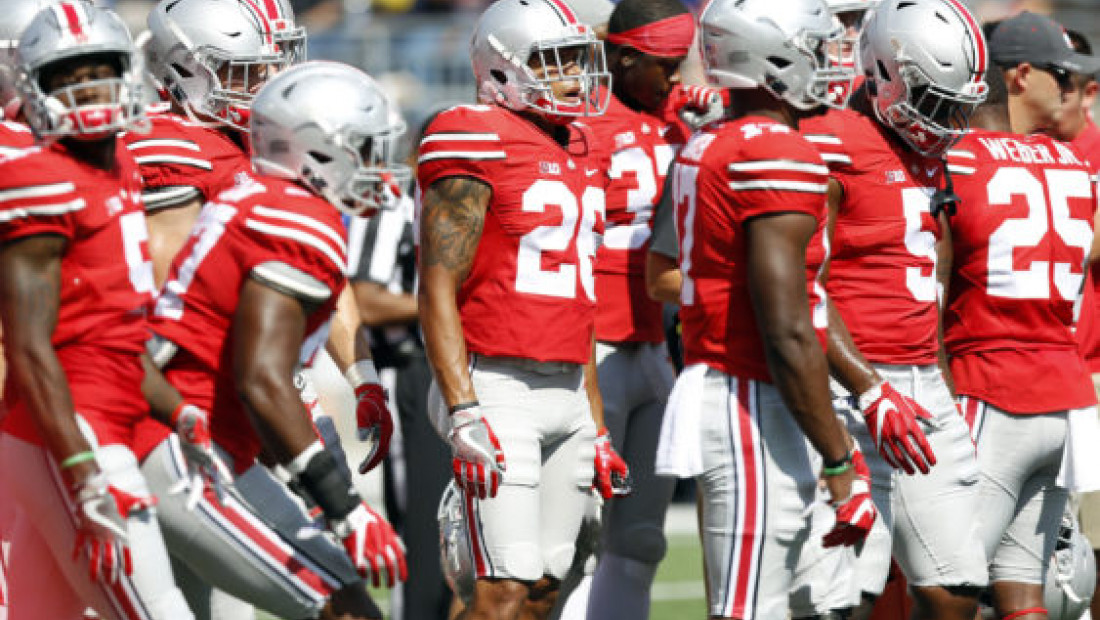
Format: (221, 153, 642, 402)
(1038, 64, 1075, 91)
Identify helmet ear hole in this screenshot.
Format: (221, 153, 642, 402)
(876, 59, 890, 82)
(490, 69, 507, 85)
(308, 150, 332, 164)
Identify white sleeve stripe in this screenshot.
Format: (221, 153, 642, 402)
(947, 150, 976, 159)
(244, 219, 347, 273)
(947, 166, 976, 175)
(134, 154, 214, 170)
(820, 153, 852, 164)
(803, 134, 842, 145)
(418, 151, 507, 163)
(0, 198, 86, 222)
(0, 181, 75, 203)
(252, 263, 332, 301)
(127, 139, 202, 152)
(727, 180, 828, 193)
(728, 160, 829, 175)
(252, 205, 348, 255)
(421, 133, 501, 143)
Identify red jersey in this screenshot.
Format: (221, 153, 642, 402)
(1070, 121, 1100, 371)
(122, 108, 251, 206)
(0, 141, 153, 447)
(143, 174, 347, 469)
(673, 116, 829, 382)
(417, 104, 607, 364)
(0, 120, 34, 154)
(944, 130, 1097, 413)
(587, 93, 680, 343)
(802, 107, 945, 365)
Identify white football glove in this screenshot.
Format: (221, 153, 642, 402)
(448, 404, 506, 500)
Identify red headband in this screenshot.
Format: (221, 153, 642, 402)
(607, 13, 696, 58)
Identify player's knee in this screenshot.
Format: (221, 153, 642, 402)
(605, 524, 667, 565)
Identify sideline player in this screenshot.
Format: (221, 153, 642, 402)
(945, 16, 1100, 620)
(0, 3, 194, 619)
(656, 0, 877, 618)
(416, 0, 614, 618)
(798, 0, 990, 618)
(140, 61, 409, 620)
(580, 0, 694, 617)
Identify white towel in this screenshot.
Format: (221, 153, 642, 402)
(656, 363, 708, 477)
(1057, 406, 1100, 492)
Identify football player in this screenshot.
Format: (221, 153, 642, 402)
(416, 1, 614, 618)
(577, 0, 694, 618)
(656, 0, 876, 618)
(799, 0, 990, 617)
(944, 16, 1100, 620)
(139, 61, 410, 620)
(0, 3, 194, 619)
(0, 3, 57, 618)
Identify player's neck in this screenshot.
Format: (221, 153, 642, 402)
(60, 136, 117, 170)
(970, 105, 1011, 133)
(517, 109, 570, 146)
(729, 88, 794, 128)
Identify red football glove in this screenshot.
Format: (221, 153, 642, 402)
(593, 427, 632, 499)
(330, 502, 408, 588)
(823, 449, 877, 548)
(70, 472, 156, 584)
(171, 403, 234, 509)
(347, 361, 393, 475)
(672, 84, 728, 129)
(858, 381, 937, 475)
(448, 404, 506, 500)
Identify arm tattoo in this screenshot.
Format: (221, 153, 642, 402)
(420, 177, 490, 276)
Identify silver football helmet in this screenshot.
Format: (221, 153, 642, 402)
(250, 61, 410, 217)
(145, 0, 305, 132)
(825, 0, 878, 68)
(1045, 512, 1097, 620)
(471, 0, 610, 120)
(0, 0, 60, 120)
(438, 482, 475, 604)
(699, 0, 855, 111)
(16, 1, 146, 139)
(859, 0, 988, 157)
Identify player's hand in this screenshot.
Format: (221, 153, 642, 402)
(823, 449, 877, 547)
(448, 404, 506, 499)
(71, 472, 155, 584)
(171, 403, 234, 509)
(330, 502, 408, 588)
(858, 381, 937, 475)
(672, 84, 727, 129)
(593, 427, 631, 499)
(347, 361, 394, 475)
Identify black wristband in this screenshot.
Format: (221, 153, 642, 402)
(822, 450, 853, 473)
(295, 449, 361, 521)
(448, 401, 480, 415)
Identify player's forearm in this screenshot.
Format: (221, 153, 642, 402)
(824, 300, 881, 397)
(645, 252, 682, 304)
(238, 366, 317, 463)
(353, 281, 418, 327)
(584, 337, 605, 427)
(419, 274, 476, 409)
(324, 285, 361, 373)
(764, 325, 850, 463)
(140, 352, 184, 425)
(6, 338, 88, 460)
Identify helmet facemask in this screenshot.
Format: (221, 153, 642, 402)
(485, 24, 611, 120)
(780, 26, 855, 110)
(874, 56, 986, 157)
(190, 43, 289, 131)
(21, 51, 147, 140)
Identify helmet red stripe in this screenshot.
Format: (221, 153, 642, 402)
(60, 2, 85, 39)
(943, 0, 987, 82)
(239, 0, 275, 45)
(545, 0, 579, 25)
(262, 0, 283, 22)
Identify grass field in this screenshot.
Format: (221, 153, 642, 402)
(257, 531, 707, 620)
